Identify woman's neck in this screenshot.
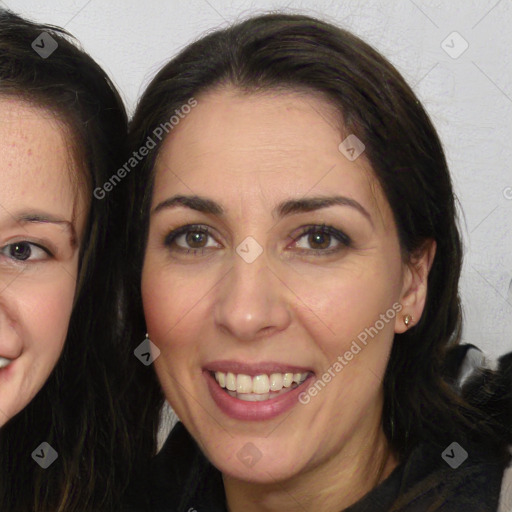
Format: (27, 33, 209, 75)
(223, 418, 398, 512)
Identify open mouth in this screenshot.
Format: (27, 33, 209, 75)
(211, 371, 311, 402)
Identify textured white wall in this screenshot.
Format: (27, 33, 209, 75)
(5, 0, 511, 358)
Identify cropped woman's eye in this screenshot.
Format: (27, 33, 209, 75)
(292, 225, 351, 255)
(0, 241, 51, 262)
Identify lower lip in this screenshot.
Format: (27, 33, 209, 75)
(204, 371, 314, 421)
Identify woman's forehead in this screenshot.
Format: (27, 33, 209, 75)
(152, 88, 389, 229)
(0, 97, 86, 235)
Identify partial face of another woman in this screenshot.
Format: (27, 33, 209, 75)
(0, 98, 86, 426)
(142, 88, 431, 484)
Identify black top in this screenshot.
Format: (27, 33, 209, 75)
(133, 422, 506, 512)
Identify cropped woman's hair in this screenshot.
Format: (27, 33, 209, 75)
(127, 12, 511, 464)
(0, 9, 156, 511)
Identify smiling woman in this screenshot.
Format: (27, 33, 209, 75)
(0, 9, 156, 512)
(0, 99, 87, 422)
(125, 13, 512, 512)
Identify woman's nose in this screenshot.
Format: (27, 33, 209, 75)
(213, 245, 292, 342)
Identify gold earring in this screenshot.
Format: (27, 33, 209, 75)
(403, 314, 413, 328)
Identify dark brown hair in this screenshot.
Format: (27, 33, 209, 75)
(126, 9, 511, 496)
(0, 8, 155, 511)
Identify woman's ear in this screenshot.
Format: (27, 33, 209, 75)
(395, 239, 437, 334)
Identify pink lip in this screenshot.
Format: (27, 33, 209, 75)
(204, 370, 314, 421)
(204, 360, 312, 376)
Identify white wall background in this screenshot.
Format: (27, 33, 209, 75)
(4, 0, 511, 359)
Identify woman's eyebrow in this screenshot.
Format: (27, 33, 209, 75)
(152, 194, 373, 226)
(12, 211, 77, 246)
(275, 196, 373, 226)
(152, 195, 223, 216)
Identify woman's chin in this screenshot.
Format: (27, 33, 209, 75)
(205, 438, 310, 484)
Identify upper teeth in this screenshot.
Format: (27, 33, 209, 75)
(0, 357, 12, 369)
(214, 371, 308, 394)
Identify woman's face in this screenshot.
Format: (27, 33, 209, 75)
(0, 98, 86, 426)
(142, 88, 429, 484)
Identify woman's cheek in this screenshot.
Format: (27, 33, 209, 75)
(288, 268, 374, 333)
(142, 260, 210, 346)
(24, 276, 75, 357)
(142, 264, 174, 342)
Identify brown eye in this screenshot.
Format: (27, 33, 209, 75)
(292, 225, 351, 255)
(185, 230, 208, 248)
(307, 231, 331, 250)
(164, 224, 221, 254)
